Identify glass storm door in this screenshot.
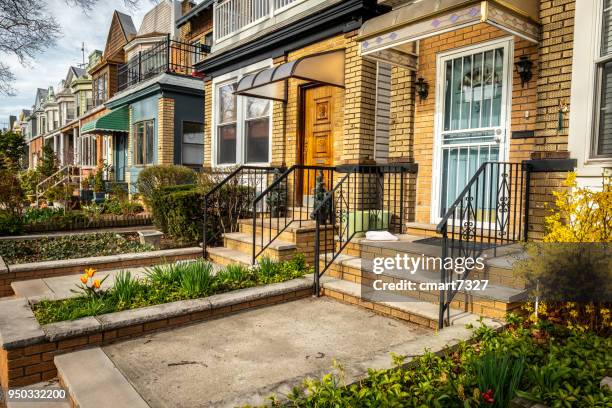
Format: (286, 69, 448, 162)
(438, 44, 509, 218)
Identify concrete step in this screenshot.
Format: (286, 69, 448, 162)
(55, 348, 149, 408)
(320, 277, 484, 330)
(323, 254, 526, 319)
(5, 380, 71, 408)
(340, 235, 527, 289)
(206, 246, 253, 266)
(223, 232, 296, 261)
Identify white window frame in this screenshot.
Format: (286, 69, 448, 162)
(211, 59, 273, 168)
(569, 0, 612, 185)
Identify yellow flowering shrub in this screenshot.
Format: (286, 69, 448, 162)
(517, 173, 611, 335)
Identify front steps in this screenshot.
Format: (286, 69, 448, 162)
(55, 348, 149, 408)
(205, 210, 334, 266)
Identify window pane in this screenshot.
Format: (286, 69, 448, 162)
(146, 121, 154, 164)
(218, 83, 237, 123)
(602, 0, 612, 56)
(217, 124, 236, 164)
(246, 97, 269, 119)
(135, 123, 144, 165)
(182, 144, 204, 165)
(245, 117, 269, 163)
(183, 122, 204, 144)
(598, 61, 612, 156)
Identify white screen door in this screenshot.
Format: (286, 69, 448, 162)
(437, 41, 510, 218)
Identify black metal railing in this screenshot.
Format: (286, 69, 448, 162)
(311, 164, 417, 295)
(251, 165, 336, 264)
(202, 166, 281, 257)
(436, 162, 531, 329)
(118, 35, 204, 92)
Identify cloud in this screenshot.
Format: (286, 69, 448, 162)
(0, 0, 150, 120)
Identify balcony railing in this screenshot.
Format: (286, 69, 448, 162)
(118, 36, 203, 92)
(215, 0, 300, 40)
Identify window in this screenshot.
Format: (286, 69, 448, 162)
(192, 33, 212, 65)
(182, 122, 204, 166)
(217, 83, 237, 164)
(245, 98, 270, 162)
(133, 120, 155, 165)
(595, 0, 612, 157)
(93, 73, 108, 106)
(214, 72, 271, 165)
(80, 135, 97, 167)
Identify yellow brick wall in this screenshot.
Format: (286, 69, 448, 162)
(534, 0, 574, 152)
(157, 97, 175, 165)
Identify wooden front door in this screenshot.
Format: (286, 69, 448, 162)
(302, 86, 335, 195)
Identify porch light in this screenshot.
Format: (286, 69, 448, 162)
(515, 56, 533, 88)
(415, 77, 429, 102)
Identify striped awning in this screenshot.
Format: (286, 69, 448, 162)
(81, 106, 129, 134)
(358, 0, 540, 69)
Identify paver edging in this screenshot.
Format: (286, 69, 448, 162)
(0, 247, 202, 298)
(0, 276, 314, 388)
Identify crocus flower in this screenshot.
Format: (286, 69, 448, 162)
(80, 275, 88, 284)
(93, 279, 101, 289)
(482, 389, 494, 404)
(85, 268, 96, 278)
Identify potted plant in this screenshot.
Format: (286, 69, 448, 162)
(80, 173, 94, 202)
(93, 165, 105, 203)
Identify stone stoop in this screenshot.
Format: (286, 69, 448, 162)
(320, 235, 528, 321)
(320, 277, 488, 330)
(55, 348, 149, 408)
(205, 214, 335, 266)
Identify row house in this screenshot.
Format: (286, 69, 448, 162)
(195, 0, 584, 242)
(26, 88, 49, 168)
(75, 0, 208, 190)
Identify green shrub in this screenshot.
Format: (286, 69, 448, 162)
(22, 207, 62, 223)
(152, 186, 203, 243)
(0, 210, 22, 235)
(136, 165, 196, 206)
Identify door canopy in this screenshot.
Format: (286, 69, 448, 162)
(358, 0, 540, 69)
(234, 50, 345, 102)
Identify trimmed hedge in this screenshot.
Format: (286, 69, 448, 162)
(149, 183, 254, 244)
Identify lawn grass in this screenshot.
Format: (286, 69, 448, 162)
(32, 255, 311, 325)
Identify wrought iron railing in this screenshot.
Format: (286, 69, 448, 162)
(118, 35, 203, 92)
(35, 165, 82, 207)
(436, 162, 531, 328)
(202, 166, 281, 257)
(251, 165, 335, 264)
(311, 164, 417, 295)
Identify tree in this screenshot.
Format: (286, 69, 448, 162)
(0, 130, 26, 170)
(39, 143, 58, 178)
(0, 0, 142, 95)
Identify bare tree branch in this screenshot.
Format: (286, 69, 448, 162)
(0, 0, 149, 96)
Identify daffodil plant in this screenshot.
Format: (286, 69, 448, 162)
(72, 268, 108, 298)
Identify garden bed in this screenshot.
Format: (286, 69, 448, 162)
(0, 232, 153, 265)
(33, 256, 311, 324)
(0, 257, 314, 389)
(281, 315, 612, 407)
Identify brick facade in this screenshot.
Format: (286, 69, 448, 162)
(157, 97, 175, 165)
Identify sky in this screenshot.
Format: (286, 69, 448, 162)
(0, 0, 151, 128)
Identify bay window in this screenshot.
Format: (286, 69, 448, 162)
(214, 67, 271, 166)
(133, 120, 155, 165)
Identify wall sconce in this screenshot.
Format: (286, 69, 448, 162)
(515, 56, 533, 88)
(415, 77, 429, 102)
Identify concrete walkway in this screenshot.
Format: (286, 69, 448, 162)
(103, 297, 430, 408)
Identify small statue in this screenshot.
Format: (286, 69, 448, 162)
(310, 170, 332, 224)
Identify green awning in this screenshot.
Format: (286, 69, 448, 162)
(81, 106, 129, 134)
